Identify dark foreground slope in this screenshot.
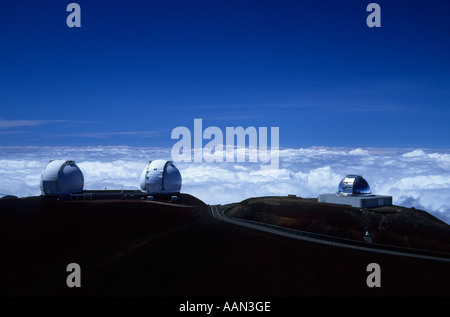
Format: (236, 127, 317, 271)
(0, 195, 201, 296)
(0, 195, 449, 297)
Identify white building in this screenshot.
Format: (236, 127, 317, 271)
(40, 160, 84, 196)
(318, 175, 392, 208)
(140, 160, 182, 195)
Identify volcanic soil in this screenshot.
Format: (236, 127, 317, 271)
(226, 196, 450, 253)
(0, 194, 449, 297)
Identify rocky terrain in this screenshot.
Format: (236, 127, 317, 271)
(226, 196, 450, 253)
(0, 194, 449, 298)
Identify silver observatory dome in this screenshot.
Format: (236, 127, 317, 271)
(337, 174, 371, 196)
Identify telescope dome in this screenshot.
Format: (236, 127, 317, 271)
(337, 174, 371, 196)
(140, 160, 182, 195)
(40, 160, 84, 195)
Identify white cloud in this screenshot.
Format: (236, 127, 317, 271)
(0, 119, 45, 129)
(349, 148, 369, 156)
(1, 146, 450, 224)
(402, 149, 428, 157)
(43, 131, 164, 139)
(0, 118, 70, 130)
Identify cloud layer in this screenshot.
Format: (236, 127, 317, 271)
(1, 146, 449, 224)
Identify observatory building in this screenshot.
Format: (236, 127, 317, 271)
(40, 160, 84, 196)
(318, 175, 392, 208)
(140, 160, 182, 196)
(39, 159, 183, 201)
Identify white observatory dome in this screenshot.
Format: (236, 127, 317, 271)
(337, 174, 371, 196)
(40, 160, 84, 195)
(140, 160, 182, 195)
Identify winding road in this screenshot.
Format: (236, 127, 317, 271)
(208, 204, 450, 263)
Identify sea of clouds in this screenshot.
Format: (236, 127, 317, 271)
(1, 146, 450, 224)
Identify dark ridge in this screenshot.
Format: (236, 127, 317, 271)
(226, 196, 450, 253)
(0, 194, 449, 297)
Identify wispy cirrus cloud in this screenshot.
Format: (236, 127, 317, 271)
(37, 131, 166, 139)
(0, 118, 59, 129)
(0, 119, 161, 141)
(0, 118, 96, 130)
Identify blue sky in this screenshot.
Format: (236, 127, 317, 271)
(1, 0, 449, 148)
